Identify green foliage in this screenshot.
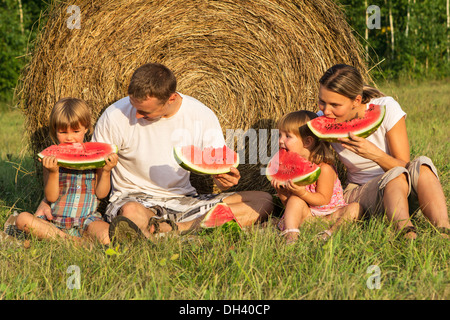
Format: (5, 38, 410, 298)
(0, 0, 47, 102)
(338, 0, 450, 80)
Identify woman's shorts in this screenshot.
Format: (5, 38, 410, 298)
(343, 156, 439, 215)
(104, 192, 236, 223)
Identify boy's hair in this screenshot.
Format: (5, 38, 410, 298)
(49, 98, 93, 143)
(319, 64, 384, 103)
(278, 110, 334, 165)
(127, 63, 177, 103)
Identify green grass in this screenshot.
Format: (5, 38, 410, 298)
(0, 80, 449, 300)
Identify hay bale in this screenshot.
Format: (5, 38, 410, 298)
(17, 0, 369, 193)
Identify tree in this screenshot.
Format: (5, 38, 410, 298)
(0, 0, 47, 102)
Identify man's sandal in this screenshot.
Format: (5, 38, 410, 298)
(280, 228, 300, 244)
(148, 216, 178, 238)
(109, 216, 146, 244)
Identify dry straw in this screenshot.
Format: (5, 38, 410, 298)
(17, 0, 369, 193)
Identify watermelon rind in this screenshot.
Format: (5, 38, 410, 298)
(173, 146, 239, 175)
(307, 104, 386, 142)
(38, 143, 118, 170)
(266, 164, 321, 186)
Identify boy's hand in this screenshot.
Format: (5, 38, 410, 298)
(41, 156, 59, 173)
(35, 199, 53, 221)
(103, 153, 118, 172)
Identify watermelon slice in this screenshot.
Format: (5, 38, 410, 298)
(200, 203, 241, 229)
(307, 104, 386, 142)
(173, 145, 239, 175)
(38, 142, 118, 170)
(266, 149, 321, 186)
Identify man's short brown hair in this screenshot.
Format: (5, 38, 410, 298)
(127, 63, 177, 102)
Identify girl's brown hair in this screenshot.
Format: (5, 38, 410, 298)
(278, 110, 334, 165)
(319, 64, 384, 103)
(49, 97, 93, 143)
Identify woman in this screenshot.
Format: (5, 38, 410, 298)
(316, 64, 449, 239)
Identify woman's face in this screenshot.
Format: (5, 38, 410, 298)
(318, 85, 361, 122)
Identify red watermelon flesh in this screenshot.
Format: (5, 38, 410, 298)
(200, 203, 241, 228)
(173, 145, 239, 175)
(266, 149, 321, 186)
(38, 142, 118, 170)
(307, 104, 386, 142)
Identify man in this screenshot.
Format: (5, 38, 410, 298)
(93, 63, 273, 241)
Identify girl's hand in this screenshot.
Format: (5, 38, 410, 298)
(338, 132, 384, 161)
(41, 156, 59, 173)
(270, 180, 292, 205)
(213, 166, 240, 191)
(103, 153, 119, 172)
(284, 180, 307, 198)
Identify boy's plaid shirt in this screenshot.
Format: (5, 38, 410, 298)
(50, 167, 99, 229)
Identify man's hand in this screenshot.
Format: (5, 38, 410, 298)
(213, 166, 240, 191)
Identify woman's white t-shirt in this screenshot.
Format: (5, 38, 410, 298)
(93, 93, 225, 201)
(317, 96, 406, 185)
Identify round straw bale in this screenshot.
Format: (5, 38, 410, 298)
(17, 0, 370, 194)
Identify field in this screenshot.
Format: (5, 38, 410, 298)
(0, 80, 448, 302)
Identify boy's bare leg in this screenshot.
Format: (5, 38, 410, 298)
(16, 212, 68, 240)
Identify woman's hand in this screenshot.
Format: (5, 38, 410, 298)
(338, 132, 384, 161)
(338, 116, 410, 171)
(213, 166, 240, 191)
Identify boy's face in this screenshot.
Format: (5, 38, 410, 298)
(56, 124, 87, 144)
(130, 95, 169, 121)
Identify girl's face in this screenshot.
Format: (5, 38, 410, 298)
(278, 130, 309, 158)
(56, 123, 87, 144)
(318, 85, 361, 122)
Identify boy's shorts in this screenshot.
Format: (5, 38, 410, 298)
(343, 156, 439, 216)
(104, 192, 236, 223)
(36, 212, 103, 237)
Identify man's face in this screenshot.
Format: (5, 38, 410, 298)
(129, 95, 169, 121)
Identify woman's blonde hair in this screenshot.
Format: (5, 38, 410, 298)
(49, 97, 93, 143)
(278, 110, 334, 165)
(319, 64, 384, 103)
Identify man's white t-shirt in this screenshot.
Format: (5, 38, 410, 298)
(93, 93, 225, 201)
(317, 96, 406, 185)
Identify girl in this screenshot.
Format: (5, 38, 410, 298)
(16, 98, 117, 245)
(272, 110, 362, 244)
(317, 64, 449, 239)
